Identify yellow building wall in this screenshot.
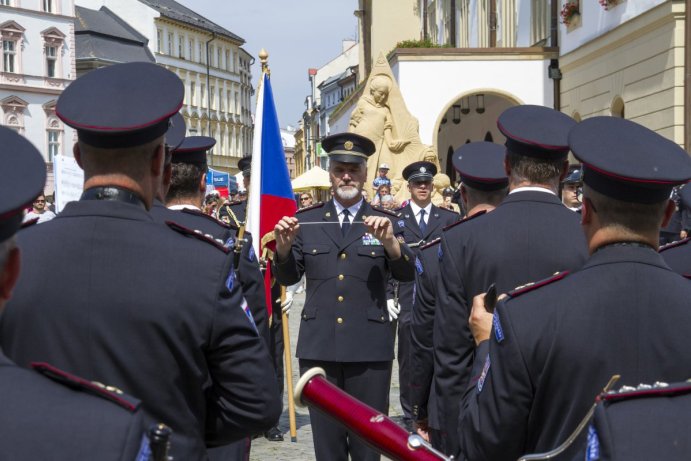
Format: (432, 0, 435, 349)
(560, 2, 686, 145)
(361, 0, 420, 77)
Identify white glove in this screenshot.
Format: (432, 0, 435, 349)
(387, 298, 400, 321)
(281, 291, 294, 314)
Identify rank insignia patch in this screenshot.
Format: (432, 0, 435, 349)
(415, 256, 424, 274)
(493, 311, 505, 343)
(136, 434, 151, 461)
(225, 267, 236, 291)
(585, 425, 600, 461)
(477, 354, 490, 393)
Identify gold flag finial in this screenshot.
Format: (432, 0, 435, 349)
(259, 48, 269, 74)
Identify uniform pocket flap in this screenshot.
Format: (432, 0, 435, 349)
(357, 247, 386, 258)
(305, 244, 331, 256)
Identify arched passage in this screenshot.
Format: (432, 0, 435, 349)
(434, 91, 521, 183)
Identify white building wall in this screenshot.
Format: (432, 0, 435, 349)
(393, 58, 553, 145)
(0, 0, 77, 177)
(560, 0, 666, 55)
(314, 42, 358, 106)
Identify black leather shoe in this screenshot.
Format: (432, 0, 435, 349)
(264, 426, 283, 442)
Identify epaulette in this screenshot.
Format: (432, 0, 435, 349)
(420, 237, 441, 250)
(436, 206, 459, 215)
(507, 271, 569, 299)
(296, 202, 325, 214)
(31, 362, 141, 412)
(370, 205, 401, 217)
(20, 217, 39, 229)
(181, 208, 235, 229)
(659, 237, 690, 252)
(165, 220, 230, 253)
(442, 209, 487, 232)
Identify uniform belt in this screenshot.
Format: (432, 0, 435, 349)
(81, 186, 146, 209)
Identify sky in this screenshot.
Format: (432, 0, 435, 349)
(177, 0, 358, 129)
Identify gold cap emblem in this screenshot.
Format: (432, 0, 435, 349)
(344, 141, 354, 151)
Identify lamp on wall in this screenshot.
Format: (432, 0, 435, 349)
(452, 105, 461, 124)
(460, 97, 470, 114)
(476, 94, 485, 114)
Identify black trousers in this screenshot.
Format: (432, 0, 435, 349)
(397, 318, 413, 427)
(269, 297, 285, 404)
(299, 359, 393, 461)
(207, 438, 250, 461)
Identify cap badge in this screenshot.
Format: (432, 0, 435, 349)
(420, 167, 426, 173)
(344, 141, 354, 151)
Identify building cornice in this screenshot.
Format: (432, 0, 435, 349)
(0, 5, 73, 20)
(389, 47, 559, 65)
(0, 82, 63, 95)
(155, 17, 243, 46)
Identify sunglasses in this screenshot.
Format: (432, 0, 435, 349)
(300, 197, 310, 201)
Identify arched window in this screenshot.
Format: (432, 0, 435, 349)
(2, 95, 27, 134)
(6, 114, 20, 132)
(47, 117, 62, 162)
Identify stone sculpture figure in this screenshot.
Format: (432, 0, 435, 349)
(348, 53, 440, 203)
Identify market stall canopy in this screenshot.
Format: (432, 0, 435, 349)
(291, 166, 331, 191)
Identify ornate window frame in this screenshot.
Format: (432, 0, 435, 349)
(41, 27, 65, 79)
(43, 100, 62, 162)
(1, 20, 25, 75)
(1, 95, 27, 134)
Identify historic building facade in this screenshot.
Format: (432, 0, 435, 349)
(330, 0, 688, 184)
(331, 0, 557, 182)
(559, 0, 688, 149)
(0, 0, 77, 192)
(77, 0, 254, 175)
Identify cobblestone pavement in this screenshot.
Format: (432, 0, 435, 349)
(250, 292, 404, 460)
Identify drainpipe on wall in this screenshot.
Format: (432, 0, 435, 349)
(685, 0, 690, 151)
(449, 0, 457, 47)
(423, 0, 428, 41)
(549, 0, 561, 111)
(206, 32, 216, 164)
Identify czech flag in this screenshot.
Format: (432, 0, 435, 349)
(246, 72, 297, 316)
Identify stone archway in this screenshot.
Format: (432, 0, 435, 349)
(434, 91, 521, 186)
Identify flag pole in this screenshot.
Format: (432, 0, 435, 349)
(259, 49, 298, 443)
(280, 286, 298, 442)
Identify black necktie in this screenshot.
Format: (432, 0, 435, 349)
(341, 209, 351, 236)
(419, 209, 427, 234)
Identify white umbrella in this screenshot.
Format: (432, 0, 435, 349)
(291, 166, 331, 191)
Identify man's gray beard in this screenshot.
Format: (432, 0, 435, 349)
(335, 186, 361, 201)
